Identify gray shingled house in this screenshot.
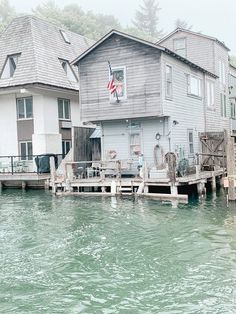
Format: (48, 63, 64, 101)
(73, 29, 228, 174)
(0, 15, 93, 168)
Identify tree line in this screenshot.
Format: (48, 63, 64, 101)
(0, 0, 192, 42)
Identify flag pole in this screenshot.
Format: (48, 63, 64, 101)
(108, 61, 120, 103)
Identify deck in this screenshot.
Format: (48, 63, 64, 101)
(0, 173, 50, 188)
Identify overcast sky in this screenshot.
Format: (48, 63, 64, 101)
(11, 0, 236, 54)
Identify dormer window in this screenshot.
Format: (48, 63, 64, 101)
(1, 53, 21, 79)
(60, 30, 70, 44)
(59, 59, 77, 82)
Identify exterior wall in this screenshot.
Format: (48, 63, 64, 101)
(79, 33, 162, 122)
(0, 87, 79, 157)
(0, 94, 18, 157)
(160, 31, 231, 134)
(161, 53, 205, 160)
(102, 118, 169, 167)
(160, 31, 215, 74)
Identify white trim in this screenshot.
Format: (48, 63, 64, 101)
(109, 66, 127, 102)
(165, 63, 173, 100)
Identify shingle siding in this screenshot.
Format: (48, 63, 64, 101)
(0, 16, 94, 91)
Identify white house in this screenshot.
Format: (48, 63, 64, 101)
(0, 15, 93, 163)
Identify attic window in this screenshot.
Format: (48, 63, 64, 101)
(60, 30, 70, 44)
(1, 53, 21, 79)
(59, 59, 77, 82)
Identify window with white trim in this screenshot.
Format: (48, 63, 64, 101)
(165, 65, 173, 99)
(1, 53, 21, 79)
(231, 101, 236, 119)
(173, 38, 186, 57)
(206, 80, 215, 108)
(59, 59, 77, 82)
(219, 60, 226, 85)
(187, 74, 202, 97)
(220, 93, 227, 117)
(187, 129, 194, 155)
(16, 97, 33, 119)
(20, 141, 33, 160)
(62, 140, 71, 157)
(110, 67, 126, 100)
(58, 98, 71, 120)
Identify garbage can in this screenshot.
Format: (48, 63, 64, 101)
(35, 154, 58, 173)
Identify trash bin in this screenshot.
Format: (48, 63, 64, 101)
(35, 154, 58, 173)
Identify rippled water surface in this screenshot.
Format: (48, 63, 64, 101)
(1, 190, 236, 313)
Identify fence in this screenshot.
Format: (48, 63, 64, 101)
(0, 154, 63, 175)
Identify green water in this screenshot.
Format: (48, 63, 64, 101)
(0, 190, 236, 313)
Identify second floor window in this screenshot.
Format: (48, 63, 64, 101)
(187, 74, 202, 98)
(220, 93, 227, 117)
(231, 101, 236, 119)
(165, 65, 173, 99)
(58, 98, 71, 120)
(219, 60, 226, 86)
(110, 67, 126, 100)
(206, 80, 215, 108)
(16, 97, 33, 119)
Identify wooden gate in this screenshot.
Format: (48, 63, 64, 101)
(199, 132, 226, 170)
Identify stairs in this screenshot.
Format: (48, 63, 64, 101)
(118, 181, 134, 195)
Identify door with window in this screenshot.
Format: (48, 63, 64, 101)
(20, 141, 33, 160)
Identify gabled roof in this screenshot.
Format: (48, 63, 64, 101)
(72, 29, 217, 78)
(0, 15, 94, 91)
(158, 28, 230, 51)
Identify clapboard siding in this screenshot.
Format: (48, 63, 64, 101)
(79, 34, 162, 122)
(102, 118, 169, 165)
(160, 30, 231, 134)
(161, 53, 205, 158)
(160, 32, 215, 74)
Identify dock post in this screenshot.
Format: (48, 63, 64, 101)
(111, 180, 116, 196)
(211, 175, 216, 192)
(170, 184, 178, 196)
(22, 181, 26, 190)
(197, 181, 205, 196)
(50, 156, 56, 194)
(226, 136, 236, 200)
(0, 181, 2, 191)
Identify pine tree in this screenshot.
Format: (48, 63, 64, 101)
(175, 19, 192, 30)
(132, 0, 163, 41)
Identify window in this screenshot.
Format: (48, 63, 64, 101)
(60, 30, 70, 44)
(110, 67, 126, 100)
(220, 93, 227, 117)
(62, 140, 71, 157)
(219, 60, 226, 85)
(206, 80, 215, 108)
(58, 98, 71, 120)
(173, 38, 186, 57)
(165, 65, 173, 99)
(231, 101, 236, 119)
(1, 53, 20, 79)
(16, 97, 33, 119)
(187, 74, 202, 97)
(59, 59, 77, 82)
(20, 141, 33, 160)
(187, 129, 194, 155)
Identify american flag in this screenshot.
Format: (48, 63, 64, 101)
(107, 75, 116, 94)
